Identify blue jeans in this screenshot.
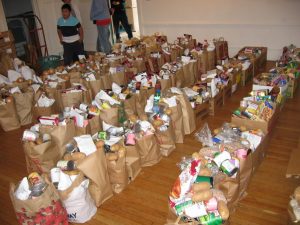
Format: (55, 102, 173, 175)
(96, 24, 112, 54)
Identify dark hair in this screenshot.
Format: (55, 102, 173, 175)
(61, 3, 71, 11)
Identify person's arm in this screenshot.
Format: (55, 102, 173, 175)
(78, 25, 84, 43)
(57, 26, 63, 44)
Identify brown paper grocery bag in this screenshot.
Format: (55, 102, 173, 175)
(69, 71, 81, 85)
(99, 73, 112, 90)
(175, 68, 184, 88)
(170, 103, 184, 143)
(191, 60, 199, 82)
(125, 145, 142, 181)
(60, 91, 84, 109)
(33, 104, 57, 123)
(170, 48, 179, 62)
(175, 94, 196, 135)
(214, 172, 240, 212)
(124, 95, 137, 117)
(136, 88, 155, 118)
(13, 89, 34, 126)
(44, 87, 61, 112)
(239, 153, 253, 200)
(87, 79, 103, 99)
(99, 107, 119, 127)
(77, 149, 113, 207)
(23, 141, 60, 174)
(207, 49, 216, 70)
(136, 134, 162, 167)
(183, 63, 195, 87)
(132, 59, 146, 73)
(75, 125, 91, 136)
(170, 73, 177, 87)
(0, 98, 21, 131)
(11, 81, 29, 90)
(106, 155, 128, 194)
(160, 79, 172, 93)
(89, 115, 102, 135)
(199, 50, 208, 74)
(111, 72, 127, 86)
(9, 180, 68, 225)
(82, 89, 93, 104)
(155, 124, 176, 157)
(39, 119, 76, 158)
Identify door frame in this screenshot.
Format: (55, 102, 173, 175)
(0, 0, 8, 31)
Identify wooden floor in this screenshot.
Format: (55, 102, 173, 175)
(0, 62, 299, 225)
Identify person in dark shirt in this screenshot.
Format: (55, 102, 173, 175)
(57, 4, 84, 65)
(111, 0, 133, 43)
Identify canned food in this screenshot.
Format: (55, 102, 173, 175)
(28, 172, 47, 197)
(22, 130, 39, 142)
(79, 103, 89, 112)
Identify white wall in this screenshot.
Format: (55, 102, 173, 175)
(137, 0, 300, 60)
(32, 0, 98, 55)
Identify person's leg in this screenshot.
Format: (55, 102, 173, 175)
(63, 42, 73, 65)
(112, 13, 121, 41)
(96, 26, 101, 52)
(73, 41, 85, 61)
(97, 25, 112, 54)
(120, 11, 133, 39)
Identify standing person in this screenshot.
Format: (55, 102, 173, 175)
(90, 0, 112, 54)
(57, 4, 84, 65)
(111, 0, 133, 43)
(61, 0, 82, 23)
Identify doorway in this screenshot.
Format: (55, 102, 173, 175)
(115, 0, 140, 42)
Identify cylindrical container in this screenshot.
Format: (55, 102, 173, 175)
(23, 130, 39, 142)
(50, 167, 61, 188)
(57, 160, 76, 171)
(79, 103, 89, 112)
(28, 172, 47, 197)
(235, 149, 248, 159)
(205, 197, 218, 212)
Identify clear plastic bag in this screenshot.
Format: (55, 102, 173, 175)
(195, 123, 213, 147)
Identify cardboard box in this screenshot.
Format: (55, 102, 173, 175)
(252, 83, 288, 95)
(0, 30, 14, 47)
(241, 63, 254, 86)
(194, 100, 209, 123)
(286, 77, 299, 99)
(231, 105, 280, 134)
(0, 42, 17, 58)
(209, 89, 223, 116)
(251, 133, 270, 174)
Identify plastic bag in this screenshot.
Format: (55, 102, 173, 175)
(195, 123, 213, 147)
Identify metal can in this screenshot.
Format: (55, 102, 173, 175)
(22, 130, 39, 142)
(28, 172, 47, 197)
(79, 103, 89, 112)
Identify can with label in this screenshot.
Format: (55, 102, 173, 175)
(28, 172, 47, 197)
(57, 160, 76, 171)
(22, 130, 39, 142)
(50, 168, 61, 189)
(79, 103, 89, 112)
